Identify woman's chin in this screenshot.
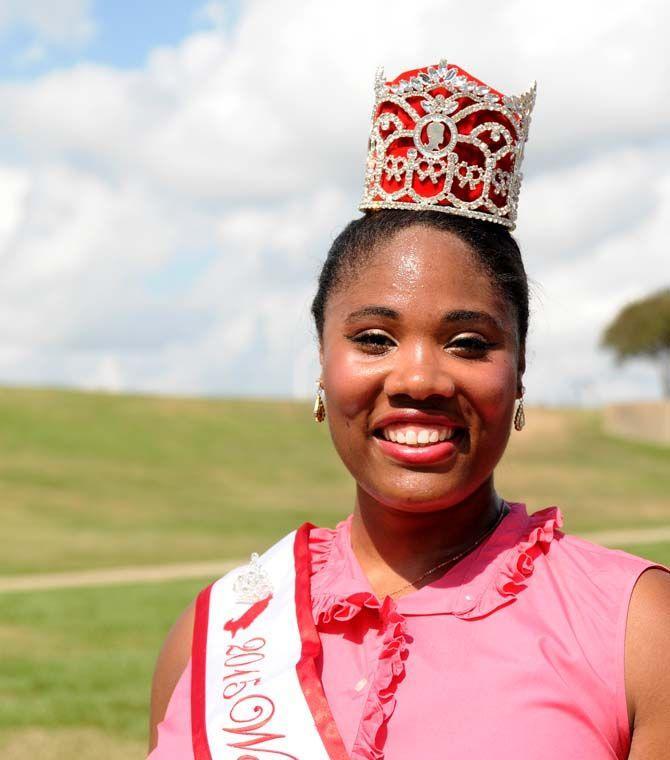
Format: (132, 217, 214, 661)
(359, 478, 474, 514)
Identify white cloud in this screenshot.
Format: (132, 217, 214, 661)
(517, 148, 663, 269)
(80, 354, 124, 393)
(0, 165, 30, 246)
(0, 0, 667, 401)
(522, 152, 670, 403)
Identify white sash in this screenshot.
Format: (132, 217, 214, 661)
(191, 524, 349, 760)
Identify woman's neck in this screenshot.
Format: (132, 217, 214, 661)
(350, 479, 502, 600)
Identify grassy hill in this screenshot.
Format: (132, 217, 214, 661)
(1, 387, 669, 576)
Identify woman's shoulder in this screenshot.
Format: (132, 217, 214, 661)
(550, 525, 662, 580)
(148, 600, 196, 753)
(625, 567, 670, 752)
(515, 505, 666, 621)
(510, 501, 658, 577)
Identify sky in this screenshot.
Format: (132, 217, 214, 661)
(0, 0, 667, 404)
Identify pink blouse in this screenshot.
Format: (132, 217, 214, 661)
(150, 503, 660, 759)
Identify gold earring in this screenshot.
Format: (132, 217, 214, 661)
(514, 390, 525, 432)
(313, 379, 326, 423)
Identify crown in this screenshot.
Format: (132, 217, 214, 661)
(232, 552, 273, 603)
(359, 60, 536, 229)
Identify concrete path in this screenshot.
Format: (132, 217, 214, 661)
(2, 525, 670, 593)
(582, 525, 670, 547)
(0, 559, 241, 593)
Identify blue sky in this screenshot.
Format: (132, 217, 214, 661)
(0, 1, 240, 78)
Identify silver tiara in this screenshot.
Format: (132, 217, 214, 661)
(359, 60, 536, 229)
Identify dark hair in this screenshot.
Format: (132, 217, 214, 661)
(311, 209, 529, 348)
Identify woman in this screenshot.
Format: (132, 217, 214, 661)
(148, 60, 670, 759)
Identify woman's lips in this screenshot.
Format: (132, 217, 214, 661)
(373, 430, 463, 465)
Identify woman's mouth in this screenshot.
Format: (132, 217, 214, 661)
(372, 423, 465, 465)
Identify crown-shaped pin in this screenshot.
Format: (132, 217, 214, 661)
(232, 552, 273, 603)
(360, 59, 536, 229)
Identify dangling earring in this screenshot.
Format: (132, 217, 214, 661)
(313, 379, 326, 423)
(514, 387, 526, 431)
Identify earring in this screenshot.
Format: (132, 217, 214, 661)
(514, 389, 526, 432)
(313, 379, 326, 423)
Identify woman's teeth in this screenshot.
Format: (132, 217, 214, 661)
(381, 426, 458, 446)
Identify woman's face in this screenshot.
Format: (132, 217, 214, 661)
(320, 225, 524, 512)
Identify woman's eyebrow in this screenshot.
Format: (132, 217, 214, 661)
(344, 305, 400, 323)
(442, 309, 504, 330)
(345, 306, 504, 331)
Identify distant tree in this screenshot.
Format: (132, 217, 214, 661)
(601, 288, 670, 398)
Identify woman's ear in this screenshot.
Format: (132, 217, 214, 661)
(517, 345, 526, 398)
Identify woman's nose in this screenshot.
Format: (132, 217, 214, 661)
(383, 342, 456, 400)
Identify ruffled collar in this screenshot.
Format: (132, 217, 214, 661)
(310, 502, 564, 621)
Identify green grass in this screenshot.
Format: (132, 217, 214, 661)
(619, 542, 670, 567)
(0, 579, 204, 743)
(0, 387, 352, 575)
(497, 407, 670, 532)
(1, 388, 669, 576)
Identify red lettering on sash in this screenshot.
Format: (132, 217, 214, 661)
(225, 694, 298, 760)
(222, 677, 261, 700)
(225, 652, 266, 668)
(226, 637, 266, 655)
(224, 595, 273, 638)
(223, 667, 260, 682)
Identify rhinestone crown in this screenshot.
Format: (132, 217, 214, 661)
(359, 60, 536, 229)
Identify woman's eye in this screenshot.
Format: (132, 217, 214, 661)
(348, 332, 495, 356)
(350, 331, 395, 353)
(448, 336, 496, 354)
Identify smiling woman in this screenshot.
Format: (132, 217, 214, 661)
(315, 213, 525, 521)
(147, 60, 670, 760)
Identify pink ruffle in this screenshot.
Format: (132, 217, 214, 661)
(455, 505, 564, 619)
(314, 592, 409, 759)
(497, 506, 563, 595)
(357, 598, 409, 759)
(310, 520, 411, 758)
(313, 590, 381, 623)
(309, 524, 336, 575)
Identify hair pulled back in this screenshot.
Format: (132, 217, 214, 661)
(311, 209, 529, 348)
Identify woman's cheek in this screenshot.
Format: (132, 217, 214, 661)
(324, 347, 383, 420)
(458, 358, 517, 423)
